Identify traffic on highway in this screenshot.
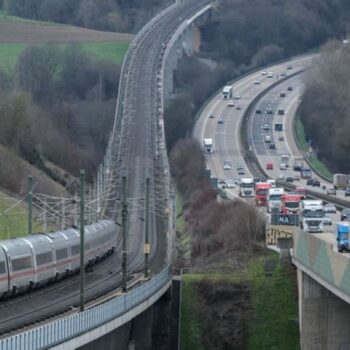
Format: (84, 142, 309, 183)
(194, 55, 350, 253)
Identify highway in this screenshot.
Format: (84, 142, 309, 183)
(194, 55, 349, 248)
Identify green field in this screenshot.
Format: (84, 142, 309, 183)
(0, 195, 42, 240)
(180, 253, 300, 350)
(0, 41, 128, 69)
(81, 42, 129, 64)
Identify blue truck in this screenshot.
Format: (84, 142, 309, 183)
(337, 222, 350, 253)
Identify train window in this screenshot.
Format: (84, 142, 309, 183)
(56, 248, 68, 260)
(0, 261, 6, 274)
(71, 245, 80, 255)
(36, 252, 53, 266)
(12, 256, 33, 271)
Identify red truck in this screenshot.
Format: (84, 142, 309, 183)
(281, 193, 301, 214)
(255, 182, 272, 206)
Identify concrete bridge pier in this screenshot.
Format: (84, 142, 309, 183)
(298, 269, 350, 350)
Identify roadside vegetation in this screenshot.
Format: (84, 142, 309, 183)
(294, 116, 333, 180)
(299, 40, 350, 174)
(180, 254, 299, 350)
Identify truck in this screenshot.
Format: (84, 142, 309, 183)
(281, 193, 301, 214)
(300, 167, 312, 180)
(267, 187, 284, 213)
(255, 182, 272, 206)
(280, 154, 290, 168)
(333, 174, 349, 190)
(336, 222, 350, 252)
(203, 138, 213, 153)
(300, 200, 324, 233)
(293, 157, 304, 171)
(239, 178, 254, 197)
(222, 85, 233, 100)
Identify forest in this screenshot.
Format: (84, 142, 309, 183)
(299, 40, 350, 173)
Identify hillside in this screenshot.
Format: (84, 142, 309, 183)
(0, 16, 129, 233)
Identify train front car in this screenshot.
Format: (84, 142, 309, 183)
(0, 246, 9, 298)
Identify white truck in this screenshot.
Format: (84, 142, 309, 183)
(333, 174, 349, 190)
(222, 85, 233, 100)
(267, 187, 284, 213)
(280, 154, 290, 168)
(239, 178, 254, 197)
(203, 138, 213, 153)
(300, 200, 324, 233)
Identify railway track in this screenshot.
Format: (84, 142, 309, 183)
(0, 0, 211, 335)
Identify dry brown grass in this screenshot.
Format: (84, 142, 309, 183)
(0, 22, 133, 44)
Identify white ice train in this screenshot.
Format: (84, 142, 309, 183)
(0, 220, 117, 298)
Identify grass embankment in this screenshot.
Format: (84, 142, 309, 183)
(180, 253, 300, 350)
(0, 193, 41, 240)
(295, 117, 333, 180)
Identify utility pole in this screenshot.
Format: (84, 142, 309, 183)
(27, 176, 33, 235)
(144, 177, 150, 278)
(122, 176, 128, 293)
(80, 170, 85, 312)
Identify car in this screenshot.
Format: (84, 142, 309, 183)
(238, 169, 245, 175)
(267, 72, 273, 78)
(261, 71, 267, 75)
(326, 188, 336, 196)
(280, 163, 287, 170)
(312, 180, 321, 187)
(226, 180, 235, 188)
(323, 215, 332, 226)
(236, 163, 245, 170)
(293, 175, 300, 181)
(287, 66, 293, 70)
(263, 123, 269, 130)
(217, 119, 224, 124)
(266, 163, 273, 170)
(278, 136, 284, 141)
(278, 109, 285, 115)
(223, 162, 232, 170)
(341, 208, 350, 221)
(209, 114, 215, 119)
(269, 143, 276, 149)
(234, 179, 240, 185)
(218, 179, 226, 188)
(254, 80, 261, 85)
(325, 203, 337, 214)
(266, 108, 273, 115)
(236, 105, 242, 110)
(287, 86, 293, 91)
(286, 177, 294, 183)
(345, 188, 350, 197)
(280, 72, 287, 77)
(256, 109, 262, 114)
(280, 92, 286, 97)
(227, 100, 234, 107)
(278, 174, 285, 180)
(234, 95, 241, 100)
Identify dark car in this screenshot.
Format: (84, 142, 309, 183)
(345, 188, 350, 197)
(312, 179, 321, 187)
(341, 208, 350, 221)
(286, 177, 294, 183)
(269, 143, 276, 149)
(209, 114, 215, 119)
(306, 179, 314, 186)
(287, 86, 293, 91)
(256, 109, 262, 114)
(267, 108, 273, 115)
(217, 119, 224, 124)
(280, 92, 286, 97)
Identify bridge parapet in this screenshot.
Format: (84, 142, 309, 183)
(292, 228, 350, 303)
